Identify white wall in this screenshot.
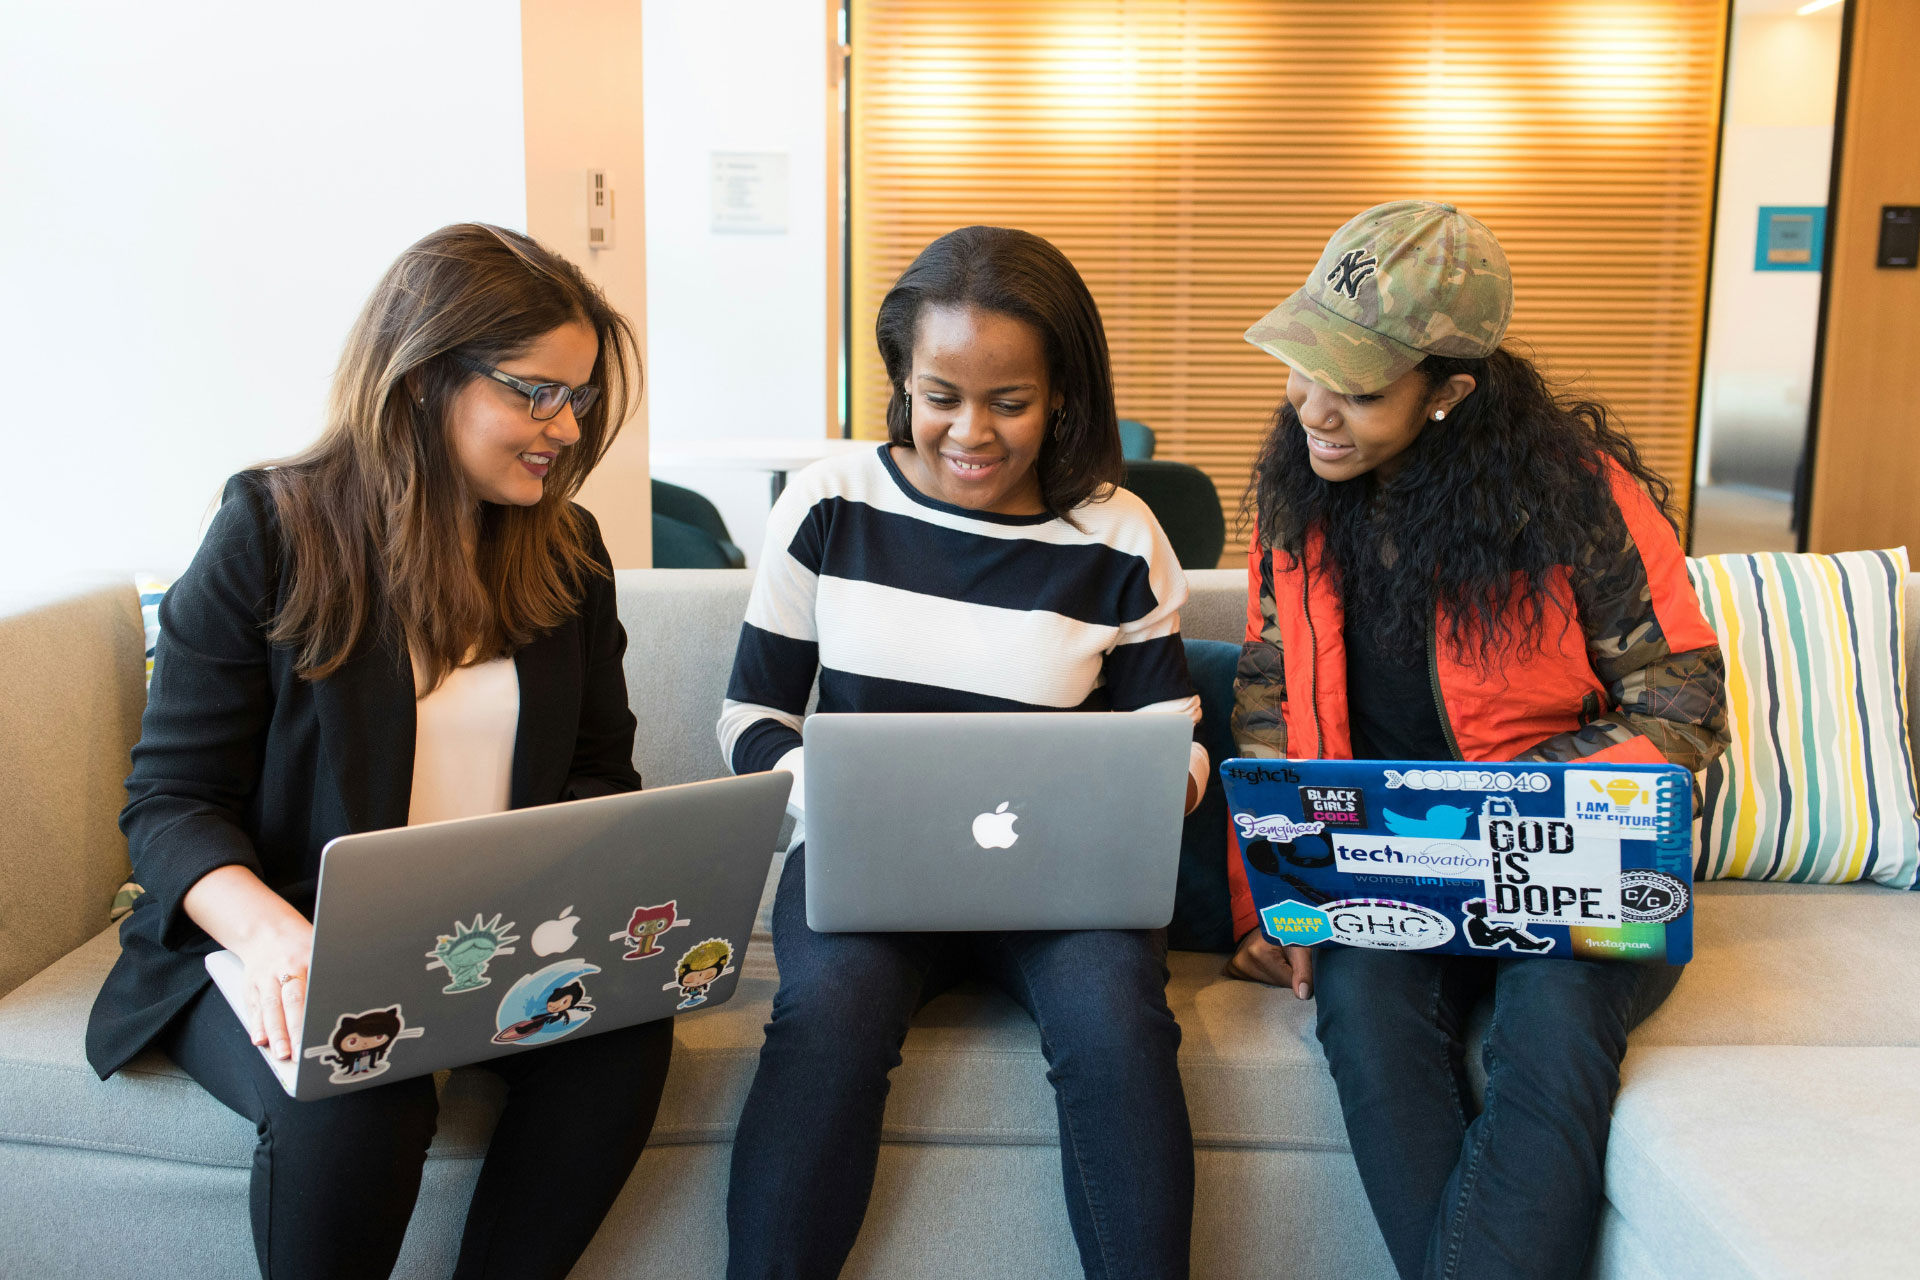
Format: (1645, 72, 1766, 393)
(642, 0, 833, 565)
(1696, 2, 1844, 493)
(0, 2, 527, 604)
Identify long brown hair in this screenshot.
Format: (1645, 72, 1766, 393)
(262, 223, 640, 687)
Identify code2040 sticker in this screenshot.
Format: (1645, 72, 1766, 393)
(1618, 870, 1690, 924)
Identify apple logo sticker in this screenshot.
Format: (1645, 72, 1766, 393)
(530, 906, 582, 957)
(972, 802, 1019, 850)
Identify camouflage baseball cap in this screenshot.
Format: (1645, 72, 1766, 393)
(1244, 200, 1513, 395)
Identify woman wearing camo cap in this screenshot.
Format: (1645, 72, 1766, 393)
(1225, 201, 1728, 1279)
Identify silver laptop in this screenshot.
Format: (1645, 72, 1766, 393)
(207, 773, 788, 1100)
(802, 712, 1193, 932)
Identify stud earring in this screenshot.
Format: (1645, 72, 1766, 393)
(1432, 410, 1447, 421)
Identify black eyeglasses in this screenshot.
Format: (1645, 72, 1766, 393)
(459, 357, 601, 422)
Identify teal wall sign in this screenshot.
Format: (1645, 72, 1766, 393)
(1755, 206, 1826, 272)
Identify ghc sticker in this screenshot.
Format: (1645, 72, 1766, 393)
(1261, 899, 1332, 945)
(1321, 899, 1457, 951)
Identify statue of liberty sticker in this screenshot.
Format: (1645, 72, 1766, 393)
(424, 913, 520, 993)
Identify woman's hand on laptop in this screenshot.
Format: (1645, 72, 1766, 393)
(239, 921, 315, 1061)
(184, 865, 316, 1061)
(1226, 930, 1314, 1001)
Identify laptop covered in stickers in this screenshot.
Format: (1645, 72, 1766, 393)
(1218, 759, 1696, 964)
(205, 772, 790, 1100)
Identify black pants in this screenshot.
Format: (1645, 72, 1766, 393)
(1314, 949, 1681, 1280)
(726, 846, 1193, 1280)
(164, 984, 674, 1280)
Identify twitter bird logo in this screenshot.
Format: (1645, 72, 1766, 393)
(1382, 805, 1474, 838)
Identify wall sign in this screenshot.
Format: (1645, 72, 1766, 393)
(711, 152, 789, 235)
(1755, 206, 1826, 272)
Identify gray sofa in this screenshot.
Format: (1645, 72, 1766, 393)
(2, 569, 1917, 1279)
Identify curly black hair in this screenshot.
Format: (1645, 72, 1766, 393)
(1248, 346, 1674, 667)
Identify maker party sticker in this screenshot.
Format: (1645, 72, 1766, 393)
(1321, 899, 1456, 951)
(1261, 899, 1333, 946)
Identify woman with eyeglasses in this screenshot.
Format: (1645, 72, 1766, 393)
(85, 224, 663, 1280)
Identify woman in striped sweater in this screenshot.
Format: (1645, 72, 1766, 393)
(718, 226, 1204, 1280)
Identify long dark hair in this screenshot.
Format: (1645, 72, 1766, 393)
(262, 223, 641, 688)
(876, 226, 1122, 518)
(1249, 346, 1673, 664)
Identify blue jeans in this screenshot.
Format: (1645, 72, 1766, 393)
(725, 845, 1194, 1280)
(1314, 948, 1681, 1280)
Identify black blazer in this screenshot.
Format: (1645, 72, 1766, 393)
(85, 472, 643, 1078)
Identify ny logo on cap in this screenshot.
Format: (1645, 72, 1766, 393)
(1326, 248, 1378, 300)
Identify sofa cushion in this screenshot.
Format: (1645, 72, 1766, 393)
(1606, 1046, 1920, 1279)
(0, 584, 147, 1002)
(0, 852, 1349, 1170)
(14, 874, 1902, 1178)
(1632, 881, 1920, 1047)
(1689, 549, 1920, 888)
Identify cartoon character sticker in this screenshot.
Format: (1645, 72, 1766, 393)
(664, 938, 735, 1010)
(1461, 898, 1555, 954)
(424, 913, 520, 993)
(492, 959, 602, 1046)
(611, 900, 690, 960)
(303, 1006, 425, 1084)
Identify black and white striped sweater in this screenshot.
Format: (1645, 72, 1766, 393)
(717, 445, 1207, 802)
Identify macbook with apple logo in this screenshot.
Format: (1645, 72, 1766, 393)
(799, 712, 1194, 931)
(203, 772, 789, 1100)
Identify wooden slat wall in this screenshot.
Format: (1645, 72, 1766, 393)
(851, 0, 1726, 552)
(1807, 0, 1920, 555)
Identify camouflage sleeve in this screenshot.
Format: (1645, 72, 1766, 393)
(1230, 545, 1290, 758)
(1515, 520, 1729, 772)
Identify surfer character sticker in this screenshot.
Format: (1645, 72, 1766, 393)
(492, 960, 602, 1046)
(424, 913, 520, 993)
(664, 938, 735, 1010)
(304, 1006, 425, 1084)
(611, 900, 690, 960)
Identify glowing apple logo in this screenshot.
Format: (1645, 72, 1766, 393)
(971, 802, 1019, 850)
(530, 906, 582, 957)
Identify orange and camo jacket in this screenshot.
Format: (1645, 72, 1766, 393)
(1226, 462, 1730, 940)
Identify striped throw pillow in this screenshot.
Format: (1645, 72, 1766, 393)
(1688, 548, 1920, 888)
